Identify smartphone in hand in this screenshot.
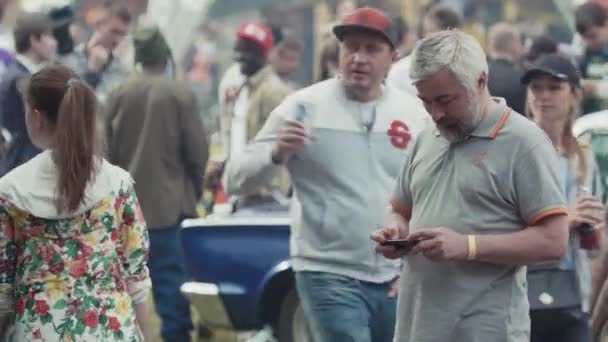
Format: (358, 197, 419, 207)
(380, 239, 420, 253)
(289, 102, 315, 144)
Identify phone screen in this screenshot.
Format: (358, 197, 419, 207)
(380, 239, 420, 252)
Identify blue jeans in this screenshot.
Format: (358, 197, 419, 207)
(148, 225, 193, 342)
(295, 271, 397, 342)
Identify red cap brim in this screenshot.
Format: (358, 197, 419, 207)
(333, 24, 396, 49)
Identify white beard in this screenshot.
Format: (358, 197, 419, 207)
(437, 95, 484, 143)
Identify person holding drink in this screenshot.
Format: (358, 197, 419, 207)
(522, 54, 605, 342)
(223, 7, 428, 341)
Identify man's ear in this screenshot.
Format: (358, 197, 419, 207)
(385, 50, 399, 78)
(391, 49, 399, 63)
(478, 71, 488, 90)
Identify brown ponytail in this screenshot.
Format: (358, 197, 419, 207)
(25, 64, 101, 212)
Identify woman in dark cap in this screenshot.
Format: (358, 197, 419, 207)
(523, 54, 605, 342)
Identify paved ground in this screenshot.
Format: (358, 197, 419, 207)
(148, 295, 238, 342)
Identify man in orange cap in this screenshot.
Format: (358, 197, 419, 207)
(208, 21, 291, 210)
(223, 7, 429, 342)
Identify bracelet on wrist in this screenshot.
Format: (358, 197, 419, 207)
(467, 235, 477, 261)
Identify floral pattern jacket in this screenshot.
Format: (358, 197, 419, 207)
(0, 151, 151, 341)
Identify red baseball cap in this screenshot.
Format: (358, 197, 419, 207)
(333, 7, 398, 49)
(236, 21, 274, 56)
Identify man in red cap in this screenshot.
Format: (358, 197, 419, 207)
(223, 7, 429, 342)
(208, 21, 291, 210)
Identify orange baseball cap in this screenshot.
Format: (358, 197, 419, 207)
(333, 7, 398, 49)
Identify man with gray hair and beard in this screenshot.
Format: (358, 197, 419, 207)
(372, 30, 569, 341)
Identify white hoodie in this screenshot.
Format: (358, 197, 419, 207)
(0, 150, 150, 319)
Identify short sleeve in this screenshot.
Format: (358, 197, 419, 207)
(514, 141, 568, 225)
(390, 147, 415, 220)
(118, 183, 152, 304)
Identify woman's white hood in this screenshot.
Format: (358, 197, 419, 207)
(0, 150, 133, 219)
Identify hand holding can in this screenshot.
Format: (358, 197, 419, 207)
(572, 186, 604, 250)
(292, 102, 314, 134)
(271, 103, 312, 164)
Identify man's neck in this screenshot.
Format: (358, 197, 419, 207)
(475, 91, 498, 124)
(245, 65, 265, 79)
(343, 84, 382, 102)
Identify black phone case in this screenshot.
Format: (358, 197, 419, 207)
(381, 239, 419, 250)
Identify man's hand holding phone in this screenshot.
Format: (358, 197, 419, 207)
(408, 227, 469, 262)
(371, 213, 410, 259)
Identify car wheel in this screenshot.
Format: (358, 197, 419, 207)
(276, 289, 312, 342)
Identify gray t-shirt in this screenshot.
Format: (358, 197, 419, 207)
(391, 99, 567, 342)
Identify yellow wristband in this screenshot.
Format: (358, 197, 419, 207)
(467, 235, 477, 261)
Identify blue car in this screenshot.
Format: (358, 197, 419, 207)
(180, 202, 312, 341)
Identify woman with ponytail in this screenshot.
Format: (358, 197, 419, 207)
(523, 54, 605, 342)
(0, 64, 151, 341)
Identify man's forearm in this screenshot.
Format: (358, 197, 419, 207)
(223, 143, 280, 195)
(475, 215, 568, 266)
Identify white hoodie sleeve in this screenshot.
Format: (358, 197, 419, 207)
(222, 96, 295, 196)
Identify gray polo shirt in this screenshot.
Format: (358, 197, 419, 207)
(391, 98, 567, 342)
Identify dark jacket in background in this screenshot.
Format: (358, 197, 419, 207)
(488, 58, 527, 115)
(580, 45, 608, 114)
(0, 61, 40, 175)
(104, 73, 209, 228)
